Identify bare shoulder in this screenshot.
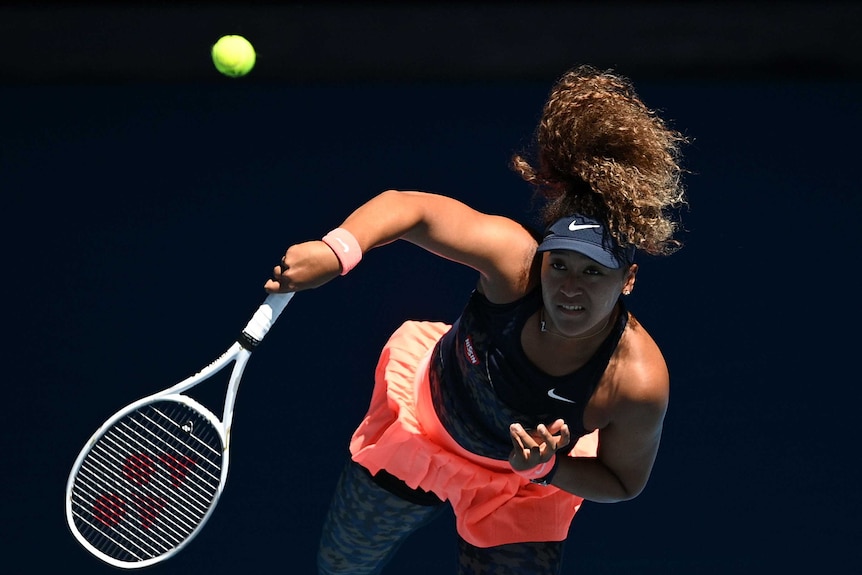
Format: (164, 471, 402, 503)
(583, 314, 669, 435)
(614, 316, 670, 417)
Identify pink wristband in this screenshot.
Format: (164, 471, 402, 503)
(321, 227, 363, 276)
(511, 454, 557, 479)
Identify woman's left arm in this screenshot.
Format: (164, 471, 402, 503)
(553, 362, 669, 502)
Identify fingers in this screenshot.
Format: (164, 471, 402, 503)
(265, 241, 343, 293)
(536, 423, 553, 443)
(509, 423, 533, 450)
(509, 424, 539, 472)
(558, 422, 571, 450)
(510, 423, 540, 458)
(511, 423, 552, 465)
(512, 420, 571, 455)
(545, 418, 567, 435)
(543, 419, 571, 451)
(274, 262, 290, 280)
(264, 261, 291, 293)
(539, 420, 572, 451)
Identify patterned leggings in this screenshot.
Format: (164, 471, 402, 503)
(318, 460, 565, 575)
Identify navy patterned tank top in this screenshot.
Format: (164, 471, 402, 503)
(429, 288, 628, 460)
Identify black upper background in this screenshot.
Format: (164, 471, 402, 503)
(4, 2, 860, 573)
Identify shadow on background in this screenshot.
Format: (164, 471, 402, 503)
(4, 3, 860, 574)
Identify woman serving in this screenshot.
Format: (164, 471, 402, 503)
(265, 64, 687, 575)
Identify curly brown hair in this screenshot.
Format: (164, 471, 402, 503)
(511, 65, 688, 256)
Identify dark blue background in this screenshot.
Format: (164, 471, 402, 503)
(4, 4, 861, 574)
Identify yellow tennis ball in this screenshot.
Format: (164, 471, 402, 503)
(211, 35, 256, 78)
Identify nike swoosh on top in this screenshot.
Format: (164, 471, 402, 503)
(547, 388, 576, 403)
(333, 237, 350, 252)
(568, 223, 601, 232)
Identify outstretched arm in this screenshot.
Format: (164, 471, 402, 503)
(265, 190, 537, 301)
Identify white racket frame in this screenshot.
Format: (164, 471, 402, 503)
(65, 292, 293, 568)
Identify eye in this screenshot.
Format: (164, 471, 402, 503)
(549, 261, 567, 271)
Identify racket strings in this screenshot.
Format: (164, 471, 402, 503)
(70, 401, 224, 563)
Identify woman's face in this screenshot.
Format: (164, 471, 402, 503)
(540, 250, 636, 337)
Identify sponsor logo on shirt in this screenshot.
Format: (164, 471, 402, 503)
(464, 335, 480, 365)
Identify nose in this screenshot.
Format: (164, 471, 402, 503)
(559, 276, 581, 298)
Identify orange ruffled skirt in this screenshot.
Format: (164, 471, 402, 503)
(349, 320, 598, 548)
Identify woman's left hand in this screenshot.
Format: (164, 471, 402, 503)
(508, 419, 571, 472)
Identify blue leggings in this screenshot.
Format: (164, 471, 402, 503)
(318, 460, 565, 575)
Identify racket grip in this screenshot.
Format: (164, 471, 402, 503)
(242, 292, 294, 344)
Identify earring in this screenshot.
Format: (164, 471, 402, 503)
(623, 290, 631, 295)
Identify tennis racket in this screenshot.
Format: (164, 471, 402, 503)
(65, 292, 294, 568)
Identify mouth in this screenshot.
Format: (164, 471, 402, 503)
(559, 304, 585, 311)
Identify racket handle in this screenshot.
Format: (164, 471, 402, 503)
(241, 292, 294, 345)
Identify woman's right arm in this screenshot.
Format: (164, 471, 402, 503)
(264, 190, 537, 300)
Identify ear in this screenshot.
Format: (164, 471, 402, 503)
(622, 264, 638, 295)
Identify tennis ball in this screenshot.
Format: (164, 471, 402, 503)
(211, 35, 256, 78)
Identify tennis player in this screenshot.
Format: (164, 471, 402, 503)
(265, 65, 687, 575)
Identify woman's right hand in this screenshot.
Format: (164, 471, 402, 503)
(264, 240, 342, 293)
